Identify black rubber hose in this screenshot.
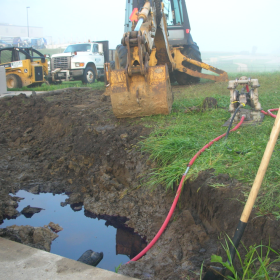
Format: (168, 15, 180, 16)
(225, 104, 247, 154)
(225, 105, 243, 140)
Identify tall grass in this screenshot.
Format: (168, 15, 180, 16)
(209, 237, 280, 279)
(140, 72, 280, 217)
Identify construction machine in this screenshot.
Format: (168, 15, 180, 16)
(49, 41, 109, 84)
(0, 47, 48, 89)
(105, 0, 228, 118)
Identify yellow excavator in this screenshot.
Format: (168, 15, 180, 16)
(105, 0, 228, 118)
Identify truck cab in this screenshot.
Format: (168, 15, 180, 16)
(50, 41, 109, 84)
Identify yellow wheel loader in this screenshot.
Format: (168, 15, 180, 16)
(105, 0, 228, 118)
(0, 47, 48, 89)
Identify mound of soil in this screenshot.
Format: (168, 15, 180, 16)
(0, 225, 58, 252)
(0, 88, 279, 279)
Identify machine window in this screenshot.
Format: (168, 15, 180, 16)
(163, 0, 184, 26)
(19, 52, 28, 61)
(0, 50, 12, 64)
(64, 44, 91, 53)
(92, 44, 98, 53)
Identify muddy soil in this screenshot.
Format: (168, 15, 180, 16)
(0, 88, 279, 279)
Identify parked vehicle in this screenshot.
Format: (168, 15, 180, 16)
(0, 40, 12, 48)
(49, 41, 109, 84)
(0, 47, 48, 88)
(1, 37, 47, 49)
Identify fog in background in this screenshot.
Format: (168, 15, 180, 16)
(0, 0, 279, 54)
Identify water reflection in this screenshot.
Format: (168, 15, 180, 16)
(85, 211, 147, 259)
(0, 190, 147, 271)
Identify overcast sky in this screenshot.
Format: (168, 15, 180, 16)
(0, 0, 279, 54)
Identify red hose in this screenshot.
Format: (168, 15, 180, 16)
(129, 175, 186, 262)
(261, 109, 278, 118)
(188, 116, 245, 167)
(268, 109, 279, 118)
(127, 116, 245, 263)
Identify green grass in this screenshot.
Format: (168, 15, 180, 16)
(140, 72, 280, 217)
(115, 263, 122, 273)
(209, 237, 280, 279)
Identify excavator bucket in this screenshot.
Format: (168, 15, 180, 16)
(105, 63, 173, 118)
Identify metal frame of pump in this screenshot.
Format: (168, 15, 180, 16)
(228, 76, 262, 123)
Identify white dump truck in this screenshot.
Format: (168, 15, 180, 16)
(49, 41, 109, 84)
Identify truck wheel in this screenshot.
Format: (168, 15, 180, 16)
(115, 45, 127, 69)
(82, 66, 96, 84)
(174, 43, 202, 85)
(6, 74, 22, 89)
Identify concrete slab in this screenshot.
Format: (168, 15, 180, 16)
(0, 66, 7, 94)
(0, 237, 137, 280)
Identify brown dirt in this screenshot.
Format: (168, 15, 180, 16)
(0, 88, 279, 279)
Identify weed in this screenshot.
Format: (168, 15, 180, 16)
(209, 237, 280, 279)
(115, 263, 122, 273)
(209, 183, 226, 188)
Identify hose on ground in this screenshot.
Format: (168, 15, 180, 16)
(224, 104, 245, 154)
(262, 108, 279, 118)
(127, 116, 245, 263)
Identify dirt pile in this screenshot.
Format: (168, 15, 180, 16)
(0, 88, 279, 279)
(0, 225, 58, 252)
(0, 89, 150, 210)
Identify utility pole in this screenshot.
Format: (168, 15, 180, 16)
(26, 7, 30, 37)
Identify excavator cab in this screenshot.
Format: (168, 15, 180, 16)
(123, 0, 201, 85)
(125, 0, 192, 46)
(105, 0, 228, 118)
(161, 0, 203, 85)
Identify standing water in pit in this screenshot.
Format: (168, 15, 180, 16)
(0, 190, 147, 272)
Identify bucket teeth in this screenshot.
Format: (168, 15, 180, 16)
(106, 64, 173, 118)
